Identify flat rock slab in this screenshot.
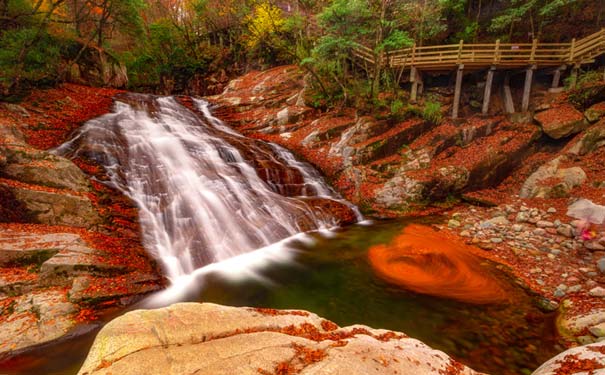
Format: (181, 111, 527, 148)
(0, 231, 83, 266)
(1, 183, 101, 228)
(78, 303, 483, 375)
(534, 104, 588, 140)
(0, 289, 79, 359)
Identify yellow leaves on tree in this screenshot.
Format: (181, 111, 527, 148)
(245, 1, 285, 49)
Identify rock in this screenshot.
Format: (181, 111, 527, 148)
(597, 258, 605, 274)
(520, 156, 587, 198)
(516, 212, 530, 223)
(490, 237, 503, 244)
(65, 44, 128, 88)
(534, 104, 589, 139)
(585, 241, 605, 251)
(584, 102, 605, 123)
(568, 120, 605, 155)
(589, 287, 605, 297)
(1, 183, 101, 229)
(486, 216, 510, 226)
(537, 298, 559, 312)
(567, 285, 582, 293)
(1, 148, 91, 192)
(512, 224, 523, 232)
(558, 308, 605, 342)
(531, 342, 605, 375)
(536, 220, 554, 228)
(589, 323, 605, 338)
(556, 224, 574, 238)
(533, 228, 546, 236)
(77, 303, 482, 375)
(448, 219, 461, 228)
(0, 290, 81, 360)
(547, 207, 557, 214)
(0, 232, 81, 266)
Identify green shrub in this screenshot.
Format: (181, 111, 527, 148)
(422, 101, 442, 124)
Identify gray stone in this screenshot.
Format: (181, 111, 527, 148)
(77, 303, 482, 375)
(536, 221, 554, 228)
(547, 207, 557, 214)
(516, 212, 530, 223)
(585, 241, 605, 251)
(512, 224, 523, 232)
(520, 156, 587, 199)
(567, 285, 582, 293)
(584, 103, 605, 123)
(557, 225, 574, 238)
(490, 237, 503, 244)
(568, 121, 605, 155)
(597, 258, 605, 275)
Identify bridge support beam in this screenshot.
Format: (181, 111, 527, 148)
(550, 65, 566, 90)
(522, 65, 536, 112)
(410, 67, 423, 103)
(452, 65, 464, 119)
(569, 64, 580, 88)
(482, 67, 496, 115)
(503, 73, 515, 114)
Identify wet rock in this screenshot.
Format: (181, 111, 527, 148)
(448, 219, 461, 228)
(1, 183, 100, 229)
(531, 342, 605, 375)
(77, 303, 482, 375)
(589, 323, 605, 338)
(534, 104, 589, 139)
(0, 232, 82, 266)
(0, 290, 80, 360)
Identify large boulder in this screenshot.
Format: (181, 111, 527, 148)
(65, 45, 128, 88)
(534, 104, 589, 139)
(520, 156, 587, 198)
(568, 120, 605, 156)
(78, 303, 484, 375)
(531, 342, 605, 375)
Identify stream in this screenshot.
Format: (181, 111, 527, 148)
(9, 94, 561, 375)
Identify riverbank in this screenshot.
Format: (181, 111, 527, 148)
(0, 84, 165, 368)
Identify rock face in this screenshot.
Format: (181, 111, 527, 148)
(65, 45, 128, 88)
(0, 125, 100, 228)
(534, 104, 589, 139)
(531, 342, 605, 375)
(78, 303, 483, 375)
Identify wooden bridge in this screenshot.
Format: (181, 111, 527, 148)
(354, 29, 605, 118)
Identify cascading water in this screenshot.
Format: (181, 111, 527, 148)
(55, 93, 358, 281)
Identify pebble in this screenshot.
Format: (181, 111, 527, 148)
(589, 287, 605, 297)
(533, 228, 546, 236)
(554, 289, 566, 298)
(537, 220, 554, 228)
(585, 241, 605, 251)
(448, 219, 461, 228)
(547, 207, 557, 213)
(598, 258, 605, 275)
(551, 249, 562, 255)
(530, 268, 543, 273)
(512, 224, 523, 232)
(567, 285, 582, 293)
(554, 219, 562, 227)
(460, 230, 471, 237)
(490, 237, 503, 244)
(516, 212, 529, 223)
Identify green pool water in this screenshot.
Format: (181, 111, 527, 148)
(3, 220, 561, 375)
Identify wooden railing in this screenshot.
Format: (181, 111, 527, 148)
(353, 29, 605, 71)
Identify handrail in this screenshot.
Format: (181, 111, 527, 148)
(353, 29, 605, 70)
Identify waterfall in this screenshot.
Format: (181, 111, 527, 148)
(55, 94, 358, 280)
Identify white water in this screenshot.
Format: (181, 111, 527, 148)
(56, 94, 358, 282)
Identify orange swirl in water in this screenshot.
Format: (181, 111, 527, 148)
(368, 224, 509, 304)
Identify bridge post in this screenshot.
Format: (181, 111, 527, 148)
(569, 64, 580, 88)
(410, 67, 422, 103)
(522, 65, 536, 112)
(503, 73, 515, 114)
(549, 65, 566, 92)
(452, 64, 464, 119)
(482, 67, 496, 115)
